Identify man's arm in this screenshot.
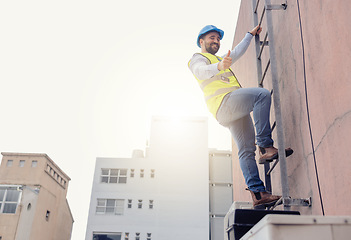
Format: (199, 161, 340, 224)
(226, 33, 253, 63)
(188, 54, 220, 80)
(218, 25, 262, 71)
(216, 33, 253, 71)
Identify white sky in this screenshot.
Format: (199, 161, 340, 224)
(0, 0, 240, 238)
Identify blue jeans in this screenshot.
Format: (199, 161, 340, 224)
(216, 88, 274, 192)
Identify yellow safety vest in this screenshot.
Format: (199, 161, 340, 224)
(189, 53, 241, 118)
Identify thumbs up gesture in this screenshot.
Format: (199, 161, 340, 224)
(218, 50, 232, 71)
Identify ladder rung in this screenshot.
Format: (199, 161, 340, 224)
(259, 7, 265, 26)
(266, 159, 279, 175)
(254, 0, 261, 13)
(259, 59, 270, 86)
(264, 163, 272, 193)
(271, 121, 276, 132)
(258, 32, 268, 60)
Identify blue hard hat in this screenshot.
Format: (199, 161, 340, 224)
(197, 25, 224, 48)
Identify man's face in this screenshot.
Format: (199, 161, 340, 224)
(200, 31, 220, 55)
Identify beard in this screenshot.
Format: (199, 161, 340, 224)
(205, 42, 219, 55)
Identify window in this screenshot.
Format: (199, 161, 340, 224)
(147, 233, 152, 240)
(149, 200, 154, 209)
(150, 169, 155, 178)
(140, 169, 144, 178)
(135, 233, 140, 240)
(96, 199, 124, 215)
(128, 199, 132, 209)
(93, 232, 122, 240)
(130, 169, 135, 178)
(138, 200, 142, 209)
(125, 232, 129, 240)
(0, 187, 21, 214)
(31, 160, 38, 167)
(6, 160, 13, 167)
(101, 169, 127, 184)
(19, 160, 25, 167)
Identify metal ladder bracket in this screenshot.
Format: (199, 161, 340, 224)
(283, 197, 312, 207)
(266, 3, 287, 10)
(269, 197, 312, 210)
(260, 41, 269, 47)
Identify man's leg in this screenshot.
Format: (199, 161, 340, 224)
(227, 116, 281, 208)
(228, 115, 265, 192)
(217, 88, 271, 191)
(218, 88, 274, 147)
(217, 88, 281, 207)
(251, 88, 274, 148)
(218, 87, 291, 163)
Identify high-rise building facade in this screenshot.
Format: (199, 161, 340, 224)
(0, 152, 73, 240)
(85, 116, 218, 240)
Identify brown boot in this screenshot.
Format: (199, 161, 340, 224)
(247, 189, 281, 209)
(258, 146, 293, 164)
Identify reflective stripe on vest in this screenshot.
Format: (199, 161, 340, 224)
(205, 86, 240, 101)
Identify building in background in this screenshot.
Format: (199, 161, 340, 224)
(85, 116, 233, 240)
(209, 149, 233, 240)
(0, 152, 73, 240)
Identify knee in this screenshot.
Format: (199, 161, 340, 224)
(261, 88, 271, 97)
(238, 146, 256, 160)
(258, 88, 271, 102)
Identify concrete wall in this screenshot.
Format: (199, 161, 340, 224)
(16, 187, 38, 240)
(230, 0, 351, 216)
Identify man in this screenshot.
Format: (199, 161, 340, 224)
(188, 25, 293, 208)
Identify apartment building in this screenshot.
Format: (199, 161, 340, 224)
(0, 152, 73, 240)
(86, 116, 233, 240)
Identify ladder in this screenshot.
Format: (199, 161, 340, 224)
(252, 0, 310, 210)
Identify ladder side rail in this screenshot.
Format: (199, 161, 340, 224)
(253, 0, 263, 85)
(264, 0, 290, 210)
(252, 0, 272, 193)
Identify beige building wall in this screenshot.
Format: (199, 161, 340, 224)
(230, 0, 351, 216)
(0, 153, 74, 240)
